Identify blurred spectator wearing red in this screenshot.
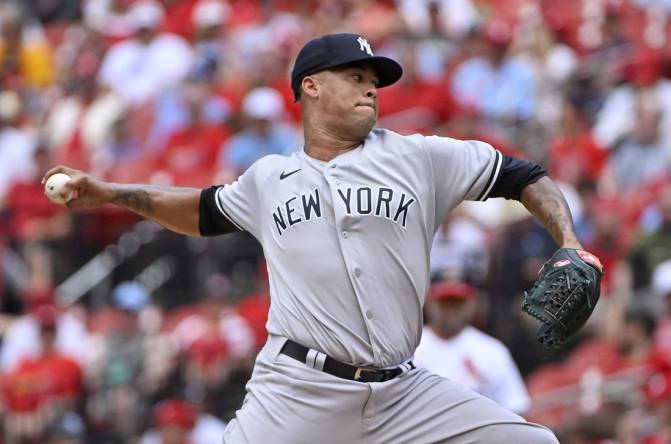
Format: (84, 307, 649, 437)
(1, 288, 88, 374)
(580, 198, 629, 293)
(378, 42, 454, 134)
(170, 274, 256, 362)
(548, 98, 608, 186)
(151, 77, 232, 187)
(140, 399, 196, 444)
(1, 304, 82, 443)
(6, 147, 72, 243)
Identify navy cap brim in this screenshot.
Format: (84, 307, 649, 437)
(334, 55, 403, 88)
(291, 34, 404, 100)
(292, 56, 403, 100)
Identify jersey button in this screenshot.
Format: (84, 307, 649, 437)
(329, 164, 337, 169)
(354, 268, 361, 277)
(365, 310, 373, 319)
(334, 179, 341, 185)
(342, 231, 348, 238)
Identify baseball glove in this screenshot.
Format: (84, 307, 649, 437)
(522, 248, 604, 349)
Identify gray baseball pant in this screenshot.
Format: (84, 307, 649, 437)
(223, 335, 558, 444)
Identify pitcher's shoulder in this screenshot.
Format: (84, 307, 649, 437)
(368, 128, 437, 154)
(248, 152, 298, 177)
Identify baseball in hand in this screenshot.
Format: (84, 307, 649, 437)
(44, 173, 74, 204)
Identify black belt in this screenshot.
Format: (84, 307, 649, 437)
(280, 339, 415, 383)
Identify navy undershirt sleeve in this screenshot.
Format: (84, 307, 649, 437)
(488, 154, 547, 201)
(199, 186, 242, 236)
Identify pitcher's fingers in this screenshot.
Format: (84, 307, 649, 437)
(65, 191, 83, 208)
(41, 165, 78, 184)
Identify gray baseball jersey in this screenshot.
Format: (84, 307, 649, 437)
(211, 128, 502, 368)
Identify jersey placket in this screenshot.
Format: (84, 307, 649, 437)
(324, 159, 384, 365)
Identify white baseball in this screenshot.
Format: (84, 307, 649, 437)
(45, 173, 74, 204)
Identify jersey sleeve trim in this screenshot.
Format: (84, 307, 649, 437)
(215, 186, 245, 231)
(475, 149, 502, 201)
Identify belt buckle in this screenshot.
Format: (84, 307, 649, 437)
(353, 367, 379, 382)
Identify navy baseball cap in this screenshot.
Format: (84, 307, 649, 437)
(291, 33, 403, 101)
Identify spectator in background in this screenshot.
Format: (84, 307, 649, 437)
(604, 96, 670, 194)
(0, 289, 88, 374)
(44, 24, 110, 171)
(451, 20, 537, 123)
(559, 304, 659, 380)
(149, 74, 232, 156)
(182, 335, 232, 398)
(581, 198, 628, 293)
(86, 281, 166, 442)
(171, 274, 255, 362)
(627, 185, 671, 289)
(517, 19, 579, 128)
(616, 306, 658, 367)
(397, 0, 478, 39)
(0, 1, 55, 90)
(220, 87, 300, 173)
(139, 399, 196, 444)
(391, 1, 457, 92)
(547, 97, 608, 186)
(429, 212, 490, 285)
(594, 47, 671, 149)
(651, 260, 671, 354)
(5, 147, 73, 288)
(585, 3, 633, 81)
(190, 0, 230, 77)
(150, 74, 232, 187)
(414, 280, 531, 414)
(377, 42, 454, 134)
(187, 390, 227, 444)
(94, 111, 143, 181)
(2, 304, 83, 444)
(98, 0, 194, 104)
(0, 90, 36, 205)
(489, 215, 557, 346)
(84, 0, 139, 43)
(640, 350, 671, 443)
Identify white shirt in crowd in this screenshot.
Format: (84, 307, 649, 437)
(0, 126, 36, 201)
(414, 326, 531, 413)
(0, 311, 89, 372)
(98, 33, 194, 104)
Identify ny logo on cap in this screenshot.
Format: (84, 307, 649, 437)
(357, 36, 373, 56)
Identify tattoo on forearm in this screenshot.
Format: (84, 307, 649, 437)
(111, 187, 153, 217)
(521, 177, 579, 247)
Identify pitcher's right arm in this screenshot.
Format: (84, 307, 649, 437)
(42, 166, 239, 236)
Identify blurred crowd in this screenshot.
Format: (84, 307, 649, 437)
(1, 0, 671, 442)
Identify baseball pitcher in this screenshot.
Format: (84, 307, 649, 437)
(44, 34, 603, 443)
